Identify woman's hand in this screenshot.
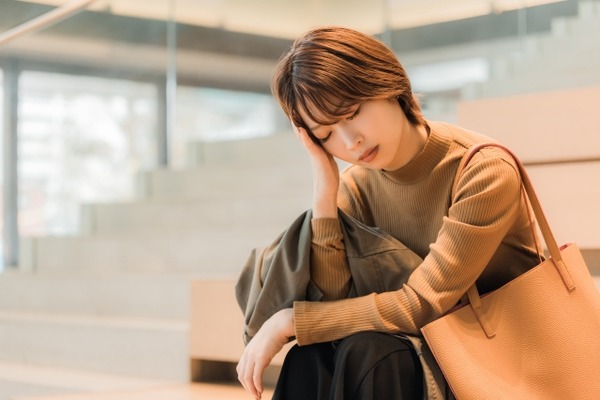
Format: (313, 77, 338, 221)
(237, 308, 294, 399)
(293, 125, 339, 219)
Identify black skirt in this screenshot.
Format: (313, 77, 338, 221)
(272, 332, 423, 400)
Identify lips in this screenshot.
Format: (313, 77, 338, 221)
(359, 146, 379, 163)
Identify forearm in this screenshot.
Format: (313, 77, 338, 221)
(292, 288, 433, 346)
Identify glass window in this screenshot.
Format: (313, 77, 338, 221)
(0, 68, 4, 271)
(172, 86, 287, 168)
(18, 71, 158, 236)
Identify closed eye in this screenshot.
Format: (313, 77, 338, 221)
(319, 131, 333, 143)
(317, 105, 360, 143)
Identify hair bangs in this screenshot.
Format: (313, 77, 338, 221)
(293, 82, 359, 129)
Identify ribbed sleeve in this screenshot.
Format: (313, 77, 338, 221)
(309, 218, 351, 300)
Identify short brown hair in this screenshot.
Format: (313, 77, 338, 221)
(271, 26, 425, 131)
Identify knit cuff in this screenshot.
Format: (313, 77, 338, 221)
(311, 218, 342, 245)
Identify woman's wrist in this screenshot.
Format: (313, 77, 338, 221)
(312, 196, 338, 218)
(274, 308, 295, 339)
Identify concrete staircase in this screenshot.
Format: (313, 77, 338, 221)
(462, 0, 600, 99)
(0, 133, 313, 400)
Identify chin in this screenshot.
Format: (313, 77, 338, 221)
(364, 162, 386, 170)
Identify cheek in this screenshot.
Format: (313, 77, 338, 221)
(323, 141, 350, 161)
(321, 142, 338, 156)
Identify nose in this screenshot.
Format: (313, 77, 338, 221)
(339, 126, 363, 151)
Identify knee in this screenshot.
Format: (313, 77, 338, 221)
(335, 332, 402, 355)
(334, 332, 416, 370)
(283, 342, 333, 367)
(333, 333, 423, 399)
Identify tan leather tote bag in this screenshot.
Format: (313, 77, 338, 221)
(421, 143, 600, 400)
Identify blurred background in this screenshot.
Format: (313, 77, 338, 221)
(1, 0, 598, 256)
(0, 0, 599, 398)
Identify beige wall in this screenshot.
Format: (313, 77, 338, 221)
(457, 86, 600, 249)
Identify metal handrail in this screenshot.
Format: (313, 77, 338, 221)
(0, 0, 98, 48)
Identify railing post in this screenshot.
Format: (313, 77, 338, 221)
(3, 60, 20, 268)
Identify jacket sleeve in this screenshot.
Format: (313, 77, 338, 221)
(235, 211, 314, 344)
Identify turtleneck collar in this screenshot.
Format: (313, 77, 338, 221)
(380, 121, 452, 184)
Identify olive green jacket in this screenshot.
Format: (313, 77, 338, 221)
(235, 209, 453, 399)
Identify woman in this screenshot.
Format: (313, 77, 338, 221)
(236, 26, 540, 400)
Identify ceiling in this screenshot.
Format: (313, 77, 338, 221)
(0, 0, 578, 93)
(17, 0, 566, 39)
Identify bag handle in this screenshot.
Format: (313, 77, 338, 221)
(453, 143, 575, 338)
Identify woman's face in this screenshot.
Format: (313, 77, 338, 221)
(298, 98, 413, 171)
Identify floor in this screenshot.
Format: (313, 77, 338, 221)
(17, 383, 274, 400)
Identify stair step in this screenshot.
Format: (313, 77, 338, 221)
(13, 382, 271, 400)
(0, 271, 192, 318)
(137, 162, 313, 201)
(475, 62, 600, 98)
(0, 361, 171, 400)
(512, 37, 600, 75)
(186, 132, 307, 167)
(81, 196, 310, 235)
(0, 311, 189, 381)
(553, 15, 600, 37)
(19, 226, 284, 274)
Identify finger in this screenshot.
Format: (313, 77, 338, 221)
(237, 356, 257, 398)
(295, 126, 312, 146)
(297, 127, 325, 155)
(236, 357, 250, 394)
(243, 361, 260, 399)
(253, 362, 264, 398)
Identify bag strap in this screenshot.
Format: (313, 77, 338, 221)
(453, 143, 576, 338)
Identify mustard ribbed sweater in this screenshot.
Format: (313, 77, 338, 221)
(293, 121, 541, 346)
